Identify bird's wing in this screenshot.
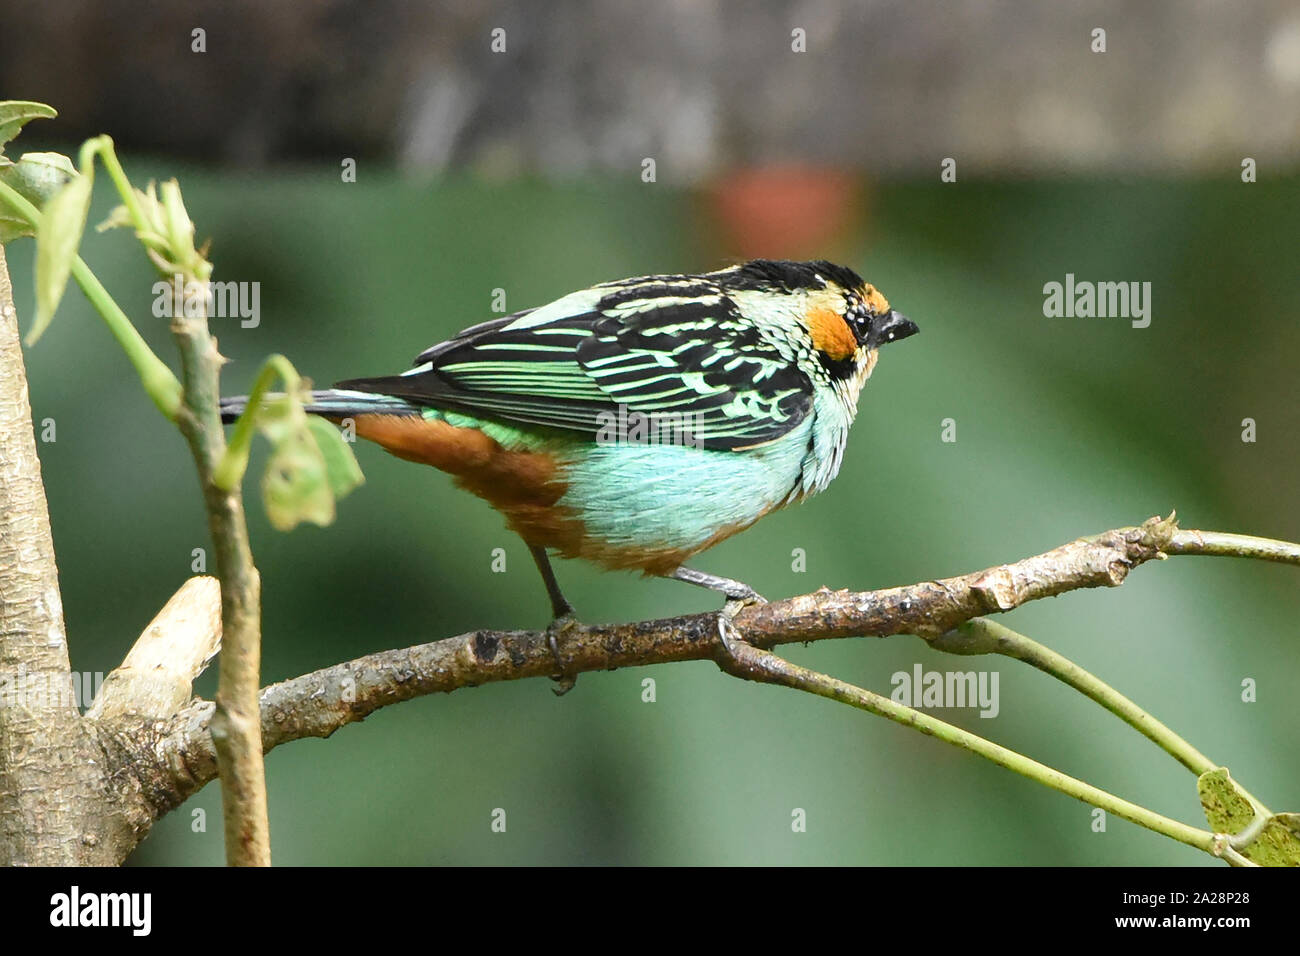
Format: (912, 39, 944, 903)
(338, 279, 813, 450)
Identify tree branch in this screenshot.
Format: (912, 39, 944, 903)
(170, 299, 270, 866)
(65, 510, 1297, 865)
(125, 511, 1232, 812)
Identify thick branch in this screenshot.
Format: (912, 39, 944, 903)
(132, 513, 1192, 810)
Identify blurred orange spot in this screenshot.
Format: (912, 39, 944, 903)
(706, 165, 864, 260)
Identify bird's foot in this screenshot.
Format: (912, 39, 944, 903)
(716, 590, 767, 659)
(665, 565, 767, 660)
(545, 612, 580, 696)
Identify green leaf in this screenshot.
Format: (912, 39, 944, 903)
(256, 394, 332, 531)
(254, 389, 361, 531)
(215, 355, 364, 530)
(306, 415, 364, 500)
(29, 173, 92, 345)
(0, 101, 57, 156)
(1198, 767, 1300, 866)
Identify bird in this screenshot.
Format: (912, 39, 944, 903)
(220, 259, 917, 657)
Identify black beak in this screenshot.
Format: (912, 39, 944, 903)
(867, 310, 919, 349)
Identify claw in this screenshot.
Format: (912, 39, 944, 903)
(545, 613, 579, 696)
(716, 596, 761, 660)
(716, 611, 740, 658)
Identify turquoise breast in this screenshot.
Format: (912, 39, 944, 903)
(555, 419, 813, 554)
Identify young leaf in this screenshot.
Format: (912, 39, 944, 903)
(159, 178, 207, 279)
(0, 101, 57, 156)
(306, 415, 364, 500)
(255, 393, 337, 531)
(29, 172, 92, 345)
(96, 187, 170, 257)
(216, 355, 365, 529)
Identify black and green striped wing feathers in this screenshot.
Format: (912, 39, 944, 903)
(338, 278, 813, 450)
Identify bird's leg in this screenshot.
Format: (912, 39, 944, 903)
(668, 565, 765, 604)
(667, 566, 767, 657)
(529, 544, 578, 694)
(529, 543, 575, 620)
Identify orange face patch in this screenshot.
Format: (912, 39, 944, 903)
(807, 302, 857, 361)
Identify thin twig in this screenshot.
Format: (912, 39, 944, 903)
(712, 639, 1243, 861)
(87, 152, 274, 866)
(936, 618, 1220, 774)
(935, 617, 1272, 814)
(1167, 529, 1300, 565)
(169, 304, 271, 866)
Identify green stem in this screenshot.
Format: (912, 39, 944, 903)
(723, 642, 1233, 859)
(1168, 530, 1300, 566)
(90, 137, 151, 235)
(937, 617, 1270, 815)
(0, 178, 182, 419)
(213, 353, 299, 491)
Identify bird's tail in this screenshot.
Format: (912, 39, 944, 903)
(219, 388, 420, 424)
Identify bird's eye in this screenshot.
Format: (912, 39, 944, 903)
(846, 302, 872, 342)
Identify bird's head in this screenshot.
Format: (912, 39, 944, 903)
(721, 259, 918, 396)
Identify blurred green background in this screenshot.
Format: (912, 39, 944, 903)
(2, 0, 1298, 865)
(5, 168, 1297, 865)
